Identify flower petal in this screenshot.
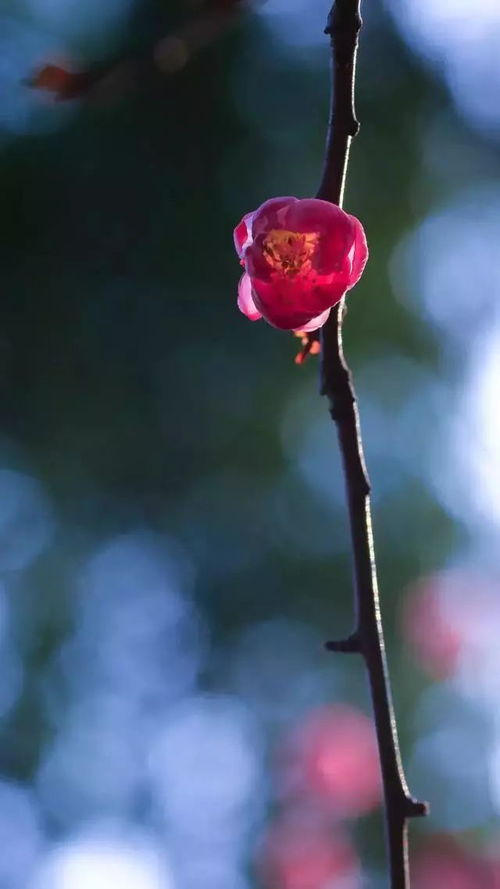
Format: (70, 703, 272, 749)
(251, 274, 347, 330)
(284, 198, 348, 235)
(311, 209, 356, 275)
(251, 196, 298, 239)
(244, 235, 274, 282)
(293, 309, 331, 332)
(237, 273, 262, 321)
(346, 214, 369, 288)
(233, 212, 254, 259)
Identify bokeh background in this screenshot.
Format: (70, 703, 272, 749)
(0, 0, 499, 886)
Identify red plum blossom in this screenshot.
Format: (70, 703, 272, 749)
(234, 196, 368, 331)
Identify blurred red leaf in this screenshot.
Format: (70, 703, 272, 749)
(29, 64, 93, 100)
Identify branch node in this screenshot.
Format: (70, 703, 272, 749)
(405, 797, 429, 819)
(328, 396, 354, 423)
(324, 3, 362, 38)
(350, 119, 361, 138)
(325, 632, 360, 653)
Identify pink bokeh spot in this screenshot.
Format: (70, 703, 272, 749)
(233, 196, 368, 331)
(400, 570, 500, 680)
(401, 576, 464, 680)
(411, 837, 493, 889)
(279, 704, 383, 818)
(258, 808, 360, 889)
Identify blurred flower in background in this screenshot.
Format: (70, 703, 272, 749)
(279, 704, 382, 817)
(411, 835, 500, 889)
(258, 806, 361, 889)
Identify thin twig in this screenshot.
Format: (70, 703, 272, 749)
(29, 0, 251, 102)
(317, 2, 428, 887)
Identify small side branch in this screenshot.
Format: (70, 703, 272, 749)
(325, 631, 360, 653)
(30, 0, 250, 101)
(317, 2, 428, 887)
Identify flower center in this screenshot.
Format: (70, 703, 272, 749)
(262, 229, 319, 277)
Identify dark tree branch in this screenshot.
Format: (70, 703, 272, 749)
(316, 2, 428, 887)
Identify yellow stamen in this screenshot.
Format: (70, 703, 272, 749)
(263, 229, 319, 277)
